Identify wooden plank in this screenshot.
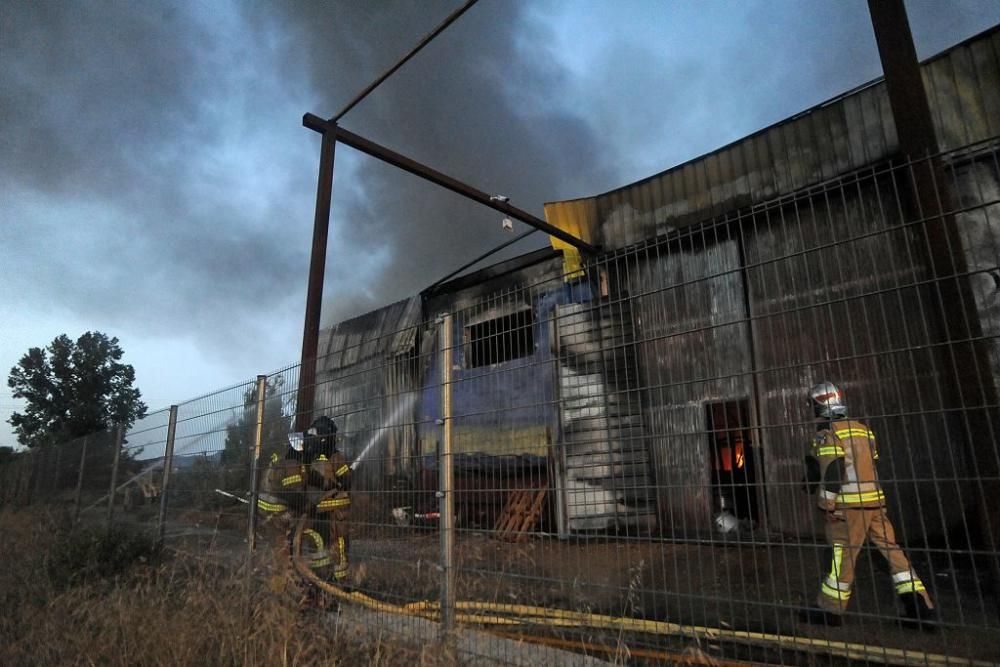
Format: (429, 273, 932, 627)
(494, 484, 548, 542)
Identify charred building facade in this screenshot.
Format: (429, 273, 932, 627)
(315, 28, 1000, 543)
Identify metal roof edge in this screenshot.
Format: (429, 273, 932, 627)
(543, 23, 1000, 209)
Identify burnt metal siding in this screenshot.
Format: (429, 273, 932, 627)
(419, 251, 660, 534)
(951, 154, 1000, 405)
(546, 27, 999, 252)
(925, 30, 1000, 152)
(742, 174, 966, 539)
(315, 297, 422, 491)
(605, 146, 997, 539)
(622, 236, 753, 535)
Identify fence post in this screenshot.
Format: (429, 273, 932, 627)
(72, 436, 89, 525)
(28, 445, 48, 505)
(53, 445, 62, 494)
(157, 405, 179, 546)
(106, 425, 124, 530)
(437, 314, 456, 641)
(248, 375, 267, 552)
(17, 454, 31, 507)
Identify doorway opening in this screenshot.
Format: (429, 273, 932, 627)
(706, 399, 758, 523)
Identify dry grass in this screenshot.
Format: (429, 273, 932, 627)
(0, 508, 452, 667)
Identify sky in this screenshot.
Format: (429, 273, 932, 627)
(1, 0, 998, 449)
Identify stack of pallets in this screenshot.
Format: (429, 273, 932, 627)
(494, 483, 547, 542)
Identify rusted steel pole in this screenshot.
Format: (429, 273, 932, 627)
(248, 375, 267, 551)
(73, 436, 90, 525)
(438, 314, 456, 640)
(868, 0, 1000, 611)
(157, 405, 179, 546)
(867, 0, 995, 401)
(295, 130, 337, 433)
(867, 0, 938, 157)
(106, 425, 124, 530)
(302, 115, 597, 254)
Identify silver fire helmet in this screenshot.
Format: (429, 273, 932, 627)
(809, 381, 847, 418)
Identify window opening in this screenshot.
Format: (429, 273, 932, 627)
(465, 308, 534, 368)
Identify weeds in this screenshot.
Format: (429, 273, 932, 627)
(613, 558, 646, 665)
(0, 509, 449, 666)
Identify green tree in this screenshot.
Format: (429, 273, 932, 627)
(7, 332, 147, 448)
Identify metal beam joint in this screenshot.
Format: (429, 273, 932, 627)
(301, 113, 597, 254)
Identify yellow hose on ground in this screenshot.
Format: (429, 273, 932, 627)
(291, 559, 994, 667)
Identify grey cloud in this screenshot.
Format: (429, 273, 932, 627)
(0, 1, 210, 197)
(0, 1, 313, 357)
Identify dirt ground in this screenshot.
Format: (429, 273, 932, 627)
(348, 528, 1000, 664)
(114, 503, 1000, 665)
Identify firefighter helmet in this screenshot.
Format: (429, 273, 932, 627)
(308, 415, 338, 438)
(304, 415, 338, 456)
(809, 381, 847, 419)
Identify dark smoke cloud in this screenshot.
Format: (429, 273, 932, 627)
(0, 2, 207, 197)
(274, 0, 997, 325)
(0, 0, 994, 405)
(270, 0, 619, 325)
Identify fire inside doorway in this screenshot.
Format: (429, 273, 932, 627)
(707, 400, 759, 531)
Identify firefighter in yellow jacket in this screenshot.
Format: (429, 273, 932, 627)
(257, 416, 352, 585)
(801, 382, 934, 629)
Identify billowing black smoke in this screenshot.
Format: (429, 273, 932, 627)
(269, 1, 617, 325)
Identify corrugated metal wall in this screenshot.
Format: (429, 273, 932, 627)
(952, 154, 1000, 396)
(617, 236, 754, 535)
(742, 172, 963, 539)
(311, 29, 999, 541)
(544, 27, 1000, 252)
(539, 27, 1000, 540)
(314, 296, 422, 491)
(590, 145, 998, 540)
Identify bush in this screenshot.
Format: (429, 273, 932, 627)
(45, 524, 160, 589)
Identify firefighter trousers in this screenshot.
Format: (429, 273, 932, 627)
(817, 506, 933, 613)
(311, 491, 351, 582)
(300, 512, 349, 582)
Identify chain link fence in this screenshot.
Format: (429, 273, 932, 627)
(4, 137, 997, 665)
(4, 25, 1000, 660)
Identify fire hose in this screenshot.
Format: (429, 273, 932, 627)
(288, 553, 991, 667)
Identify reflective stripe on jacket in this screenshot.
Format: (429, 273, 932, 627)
(812, 419, 885, 509)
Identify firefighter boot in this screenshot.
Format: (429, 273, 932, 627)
(798, 607, 843, 627)
(899, 593, 937, 632)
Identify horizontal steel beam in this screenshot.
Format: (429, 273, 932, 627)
(302, 113, 598, 254)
